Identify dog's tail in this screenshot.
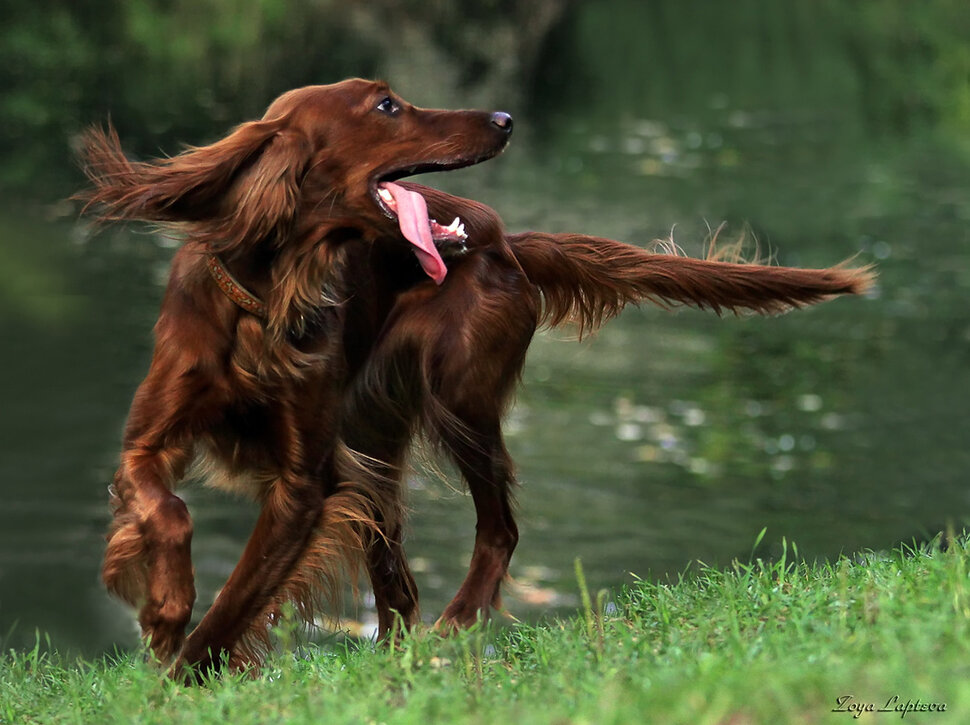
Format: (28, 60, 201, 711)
(506, 232, 874, 335)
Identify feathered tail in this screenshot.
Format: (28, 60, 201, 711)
(507, 232, 874, 335)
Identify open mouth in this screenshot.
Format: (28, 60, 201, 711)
(370, 155, 499, 285)
(375, 181, 465, 285)
(376, 183, 467, 243)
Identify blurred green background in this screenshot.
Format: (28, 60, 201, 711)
(2, 0, 970, 656)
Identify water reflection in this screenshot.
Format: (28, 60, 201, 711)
(3, 2, 970, 657)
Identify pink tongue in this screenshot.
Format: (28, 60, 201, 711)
(380, 182, 447, 284)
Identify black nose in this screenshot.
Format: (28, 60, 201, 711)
(490, 111, 513, 134)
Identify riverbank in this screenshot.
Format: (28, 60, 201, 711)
(3, 534, 966, 724)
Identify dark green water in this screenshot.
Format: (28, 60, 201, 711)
(2, 1, 969, 656)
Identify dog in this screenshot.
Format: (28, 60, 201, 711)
(78, 78, 873, 679)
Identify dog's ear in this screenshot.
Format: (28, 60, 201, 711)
(78, 119, 312, 246)
(220, 127, 312, 248)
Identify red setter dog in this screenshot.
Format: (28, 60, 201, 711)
(79, 79, 872, 680)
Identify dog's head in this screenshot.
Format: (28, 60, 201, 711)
(261, 79, 513, 282)
(80, 79, 512, 284)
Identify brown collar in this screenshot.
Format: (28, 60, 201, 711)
(206, 254, 268, 318)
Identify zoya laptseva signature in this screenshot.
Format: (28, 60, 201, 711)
(832, 694, 947, 718)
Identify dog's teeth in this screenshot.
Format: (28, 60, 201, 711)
(378, 187, 394, 203)
(448, 217, 461, 231)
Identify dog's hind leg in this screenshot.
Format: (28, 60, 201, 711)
(356, 255, 539, 632)
(365, 516, 419, 638)
(413, 260, 537, 630)
(434, 419, 520, 630)
(340, 355, 422, 639)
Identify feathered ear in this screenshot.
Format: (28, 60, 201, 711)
(78, 119, 312, 248)
(219, 128, 312, 249)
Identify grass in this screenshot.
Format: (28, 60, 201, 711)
(3, 533, 969, 724)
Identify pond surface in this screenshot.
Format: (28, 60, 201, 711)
(2, 4, 970, 657)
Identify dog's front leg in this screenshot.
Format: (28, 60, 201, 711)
(170, 466, 325, 682)
(103, 358, 208, 666)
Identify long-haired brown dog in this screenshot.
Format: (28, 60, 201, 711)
(79, 79, 872, 680)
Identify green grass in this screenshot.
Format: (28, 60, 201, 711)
(3, 534, 969, 724)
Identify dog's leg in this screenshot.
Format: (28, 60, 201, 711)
(360, 258, 536, 632)
(171, 427, 326, 681)
(366, 519, 419, 638)
(435, 420, 518, 629)
(341, 366, 421, 638)
(104, 375, 196, 664)
(419, 268, 534, 629)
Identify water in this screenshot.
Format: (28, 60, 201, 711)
(2, 2, 970, 656)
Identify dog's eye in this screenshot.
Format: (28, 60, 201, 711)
(376, 97, 401, 116)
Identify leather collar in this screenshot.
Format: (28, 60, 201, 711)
(205, 254, 267, 318)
